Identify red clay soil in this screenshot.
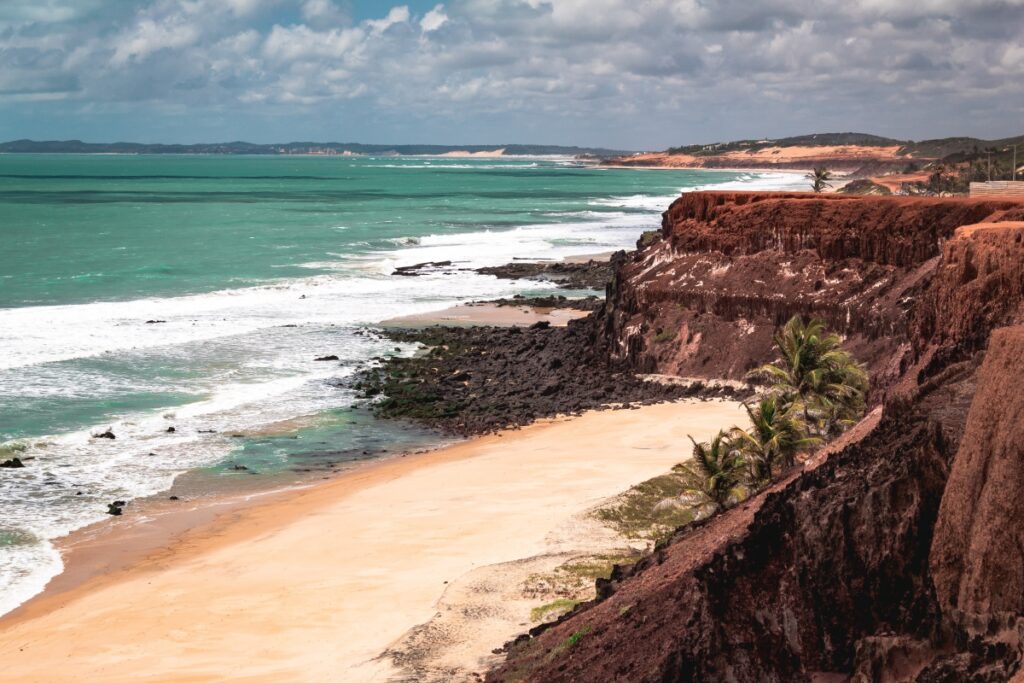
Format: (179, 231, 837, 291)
(491, 194, 1024, 682)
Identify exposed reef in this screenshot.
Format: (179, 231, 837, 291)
(354, 324, 748, 437)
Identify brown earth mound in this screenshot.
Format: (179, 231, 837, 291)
(490, 194, 1024, 682)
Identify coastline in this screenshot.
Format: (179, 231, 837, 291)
(0, 399, 743, 682)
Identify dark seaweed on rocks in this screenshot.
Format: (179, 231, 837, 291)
(353, 319, 750, 437)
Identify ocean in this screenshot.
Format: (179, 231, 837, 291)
(0, 153, 807, 616)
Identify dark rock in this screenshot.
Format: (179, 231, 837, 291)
(0, 457, 25, 468)
(476, 259, 613, 290)
(106, 501, 126, 516)
(166, 426, 176, 433)
(351, 321, 739, 437)
(314, 355, 340, 361)
(475, 295, 602, 311)
(93, 429, 116, 440)
(393, 260, 453, 276)
(169, 495, 180, 501)
(529, 321, 551, 330)
(145, 319, 167, 324)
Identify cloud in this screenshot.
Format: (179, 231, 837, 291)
(0, 0, 1021, 146)
(421, 4, 448, 32)
(366, 5, 410, 34)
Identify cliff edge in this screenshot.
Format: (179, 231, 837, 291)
(491, 195, 1024, 682)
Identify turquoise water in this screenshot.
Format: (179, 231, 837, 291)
(1, 155, 737, 308)
(0, 153, 807, 616)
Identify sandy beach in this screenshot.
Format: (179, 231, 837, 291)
(381, 302, 591, 328)
(0, 399, 743, 682)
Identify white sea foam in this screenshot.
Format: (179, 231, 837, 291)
(689, 171, 808, 192)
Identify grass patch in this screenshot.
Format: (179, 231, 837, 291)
(594, 472, 697, 542)
(523, 551, 644, 600)
(565, 625, 591, 648)
(653, 329, 677, 344)
(558, 553, 641, 582)
(530, 598, 581, 622)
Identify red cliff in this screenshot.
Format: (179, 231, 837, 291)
(492, 194, 1024, 682)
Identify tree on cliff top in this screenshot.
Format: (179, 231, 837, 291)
(808, 166, 833, 193)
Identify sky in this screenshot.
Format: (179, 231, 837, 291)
(0, 0, 1022, 150)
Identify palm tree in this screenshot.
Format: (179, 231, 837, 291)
(808, 166, 833, 193)
(732, 396, 818, 484)
(677, 431, 747, 511)
(748, 316, 868, 437)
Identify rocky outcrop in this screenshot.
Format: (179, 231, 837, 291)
(476, 259, 614, 290)
(491, 194, 1024, 682)
(353, 324, 748, 436)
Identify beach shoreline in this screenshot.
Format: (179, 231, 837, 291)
(0, 399, 743, 682)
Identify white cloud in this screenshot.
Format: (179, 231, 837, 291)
(366, 5, 410, 34)
(111, 18, 200, 65)
(421, 4, 448, 32)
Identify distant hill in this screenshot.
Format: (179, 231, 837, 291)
(666, 131, 1024, 161)
(0, 139, 630, 157)
(667, 132, 905, 156)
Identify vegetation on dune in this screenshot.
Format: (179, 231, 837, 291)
(594, 473, 697, 541)
(837, 179, 891, 195)
(530, 598, 582, 622)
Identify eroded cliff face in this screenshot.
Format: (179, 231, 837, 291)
(602, 193, 1024, 391)
(491, 196, 1024, 682)
(930, 322, 1024, 641)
